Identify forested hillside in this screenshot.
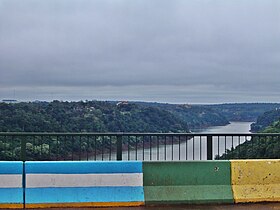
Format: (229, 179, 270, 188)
(0, 100, 191, 160)
(219, 120, 280, 159)
(207, 103, 280, 122)
(135, 102, 280, 124)
(1, 100, 279, 160)
(0, 100, 234, 133)
(135, 102, 229, 129)
(2, 101, 279, 133)
(0, 101, 188, 133)
(250, 109, 280, 132)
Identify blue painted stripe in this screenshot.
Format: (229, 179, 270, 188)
(25, 161, 143, 174)
(25, 187, 144, 203)
(0, 188, 23, 203)
(0, 161, 23, 174)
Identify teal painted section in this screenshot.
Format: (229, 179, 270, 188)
(0, 162, 23, 205)
(0, 189, 23, 204)
(0, 161, 23, 174)
(143, 161, 234, 204)
(25, 161, 142, 174)
(26, 187, 144, 204)
(25, 161, 144, 206)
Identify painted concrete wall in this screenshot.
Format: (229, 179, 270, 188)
(143, 161, 234, 204)
(0, 160, 280, 209)
(231, 159, 280, 203)
(25, 161, 144, 208)
(0, 161, 23, 209)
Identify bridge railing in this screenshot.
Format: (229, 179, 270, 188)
(0, 133, 279, 161)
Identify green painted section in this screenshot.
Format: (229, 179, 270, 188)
(143, 161, 234, 204)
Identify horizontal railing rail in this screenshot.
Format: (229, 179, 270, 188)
(0, 133, 279, 161)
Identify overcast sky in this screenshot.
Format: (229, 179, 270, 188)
(0, 0, 279, 103)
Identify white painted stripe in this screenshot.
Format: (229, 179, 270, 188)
(26, 173, 143, 188)
(0, 174, 22, 188)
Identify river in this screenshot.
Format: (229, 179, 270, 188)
(93, 121, 253, 161)
(193, 121, 252, 133)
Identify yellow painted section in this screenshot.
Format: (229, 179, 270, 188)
(25, 201, 144, 208)
(0, 203, 23, 209)
(231, 159, 280, 203)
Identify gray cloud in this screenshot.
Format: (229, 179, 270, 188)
(0, 0, 280, 103)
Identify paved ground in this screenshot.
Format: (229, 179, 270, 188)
(31, 203, 280, 210)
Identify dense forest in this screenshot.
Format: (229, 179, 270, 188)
(0, 100, 190, 160)
(1, 100, 280, 160)
(1, 101, 280, 133)
(134, 102, 229, 129)
(136, 102, 280, 124)
(0, 100, 233, 133)
(0, 101, 189, 133)
(206, 103, 280, 122)
(250, 109, 280, 132)
(219, 120, 280, 159)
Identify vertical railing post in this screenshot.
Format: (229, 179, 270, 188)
(207, 135, 213, 160)
(117, 135, 122, 161)
(21, 136, 26, 162)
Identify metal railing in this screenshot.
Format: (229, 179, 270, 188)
(0, 133, 279, 161)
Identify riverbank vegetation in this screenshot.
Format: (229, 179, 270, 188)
(219, 120, 280, 159)
(1, 101, 279, 133)
(0, 101, 189, 133)
(1, 100, 280, 161)
(250, 108, 280, 132)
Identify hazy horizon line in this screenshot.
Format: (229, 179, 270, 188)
(2, 98, 280, 106)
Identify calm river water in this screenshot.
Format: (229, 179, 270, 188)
(93, 121, 253, 161)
